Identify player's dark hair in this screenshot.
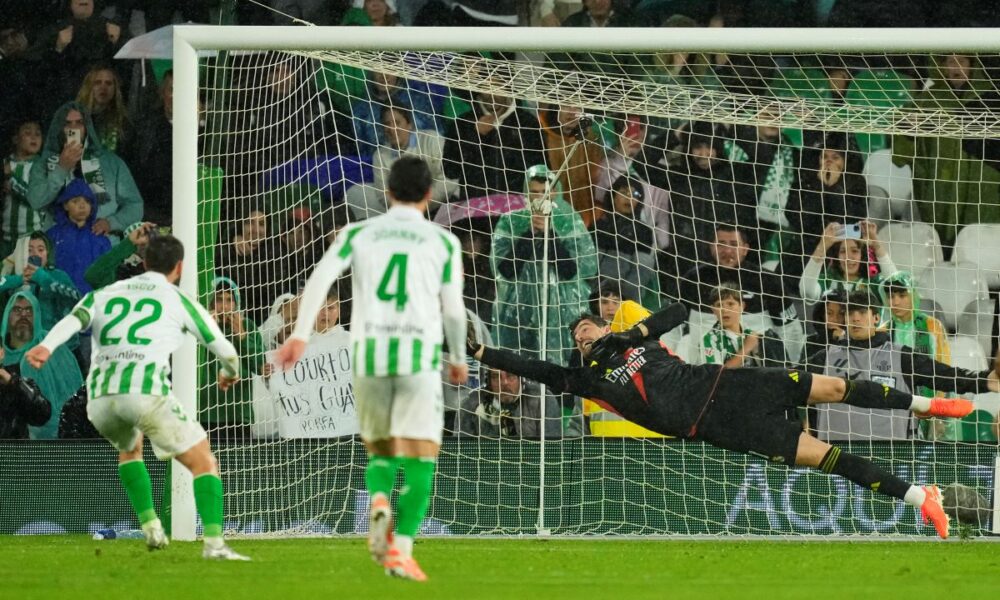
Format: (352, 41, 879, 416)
(388, 155, 432, 203)
(569, 313, 608, 335)
(145, 235, 184, 274)
(845, 289, 880, 315)
(709, 283, 742, 306)
(326, 282, 340, 301)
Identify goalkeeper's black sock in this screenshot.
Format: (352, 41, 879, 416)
(839, 379, 913, 410)
(819, 446, 911, 501)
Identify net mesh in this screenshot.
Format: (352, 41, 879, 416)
(190, 45, 1000, 538)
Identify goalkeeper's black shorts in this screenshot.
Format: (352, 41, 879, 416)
(695, 367, 814, 466)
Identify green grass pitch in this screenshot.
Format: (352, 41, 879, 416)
(3, 536, 998, 599)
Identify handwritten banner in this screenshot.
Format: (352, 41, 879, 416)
(267, 327, 357, 438)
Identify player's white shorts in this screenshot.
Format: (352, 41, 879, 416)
(88, 394, 207, 460)
(353, 371, 444, 444)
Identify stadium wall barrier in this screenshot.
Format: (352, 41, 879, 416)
(2, 439, 993, 536)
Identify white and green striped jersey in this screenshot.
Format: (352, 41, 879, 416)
(41, 271, 239, 400)
(290, 204, 466, 378)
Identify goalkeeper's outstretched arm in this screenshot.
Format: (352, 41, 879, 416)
(633, 302, 688, 340)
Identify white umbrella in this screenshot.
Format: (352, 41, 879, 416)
(114, 23, 218, 60)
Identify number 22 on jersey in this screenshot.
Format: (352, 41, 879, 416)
(99, 297, 163, 346)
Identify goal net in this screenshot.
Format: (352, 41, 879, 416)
(181, 28, 1000, 538)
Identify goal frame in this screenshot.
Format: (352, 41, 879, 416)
(171, 25, 1000, 540)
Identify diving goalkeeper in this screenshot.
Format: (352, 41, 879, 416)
(470, 303, 1000, 539)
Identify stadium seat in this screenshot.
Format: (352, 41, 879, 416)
(863, 148, 918, 225)
(769, 67, 831, 147)
(845, 70, 913, 154)
(953, 224, 1000, 290)
(956, 298, 996, 357)
(947, 335, 988, 372)
(914, 262, 989, 331)
(877, 222, 943, 275)
(972, 392, 1000, 415)
(959, 410, 997, 443)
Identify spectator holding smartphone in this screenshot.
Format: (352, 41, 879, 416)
(0, 231, 79, 334)
(27, 102, 143, 236)
(799, 220, 898, 304)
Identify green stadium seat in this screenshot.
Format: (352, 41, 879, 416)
(770, 68, 831, 147)
(959, 409, 997, 443)
(845, 70, 914, 154)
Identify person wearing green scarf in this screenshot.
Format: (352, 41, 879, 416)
(198, 277, 266, 434)
(490, 165, 597, 364)
(879, 271, 951, 366)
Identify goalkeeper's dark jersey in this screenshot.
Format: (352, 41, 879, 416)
(481, 341, 725, 438)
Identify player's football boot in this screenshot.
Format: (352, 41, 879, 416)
(368, 494, 394, 565)
(383, 548, 427, 582)
(143, 525, 169, 551)
(920, 485, 950, 539)
(918, 398, 974, 419)
(203, 544, 252, 561)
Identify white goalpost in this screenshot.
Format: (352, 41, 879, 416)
(172, 25, 1000, 540)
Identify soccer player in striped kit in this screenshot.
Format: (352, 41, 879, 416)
(26, 235, 249, 560)
(277, 156, 467, 581)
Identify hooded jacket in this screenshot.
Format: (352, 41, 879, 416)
(46, 178, 111, 293)
(198, 277, 265, 425)
(0, 232, 80, 334)
(28, 101, 143, 233)
(490, 165, 597, 363)
(878, 271, 950, 366)
(0, 290, 83, 439)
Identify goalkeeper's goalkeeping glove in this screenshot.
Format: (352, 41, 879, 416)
(588, 326, 644, 360)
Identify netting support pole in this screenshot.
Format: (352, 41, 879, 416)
(535, 138, 584, 536)
(170, 31, 200, 542)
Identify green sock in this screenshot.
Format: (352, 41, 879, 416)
(365, 455, 399, 499)
(395, 457, 436, 537)
(118, 460, 157, 525)
(193, 473, 225, 539)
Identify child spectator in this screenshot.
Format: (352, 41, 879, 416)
(880, 272, 951, 365)
(200, 277, 267, 439)
(802, 289, 848, 368)
(588, 280, 632, 323)
(46, 178, 111, 293)
(702, 283, 787, 368)
(1, 119, 46, 258)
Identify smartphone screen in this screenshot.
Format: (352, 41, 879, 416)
(841, 224, 862, 239)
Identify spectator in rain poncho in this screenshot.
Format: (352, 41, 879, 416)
(490, 165, 597, 363)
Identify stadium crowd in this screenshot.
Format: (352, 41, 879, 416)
(1, 0, 999, 444)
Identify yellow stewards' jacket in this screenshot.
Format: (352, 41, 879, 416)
(583, 300, 666, 437)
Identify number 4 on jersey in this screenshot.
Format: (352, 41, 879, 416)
(376, 253, 409, 312)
